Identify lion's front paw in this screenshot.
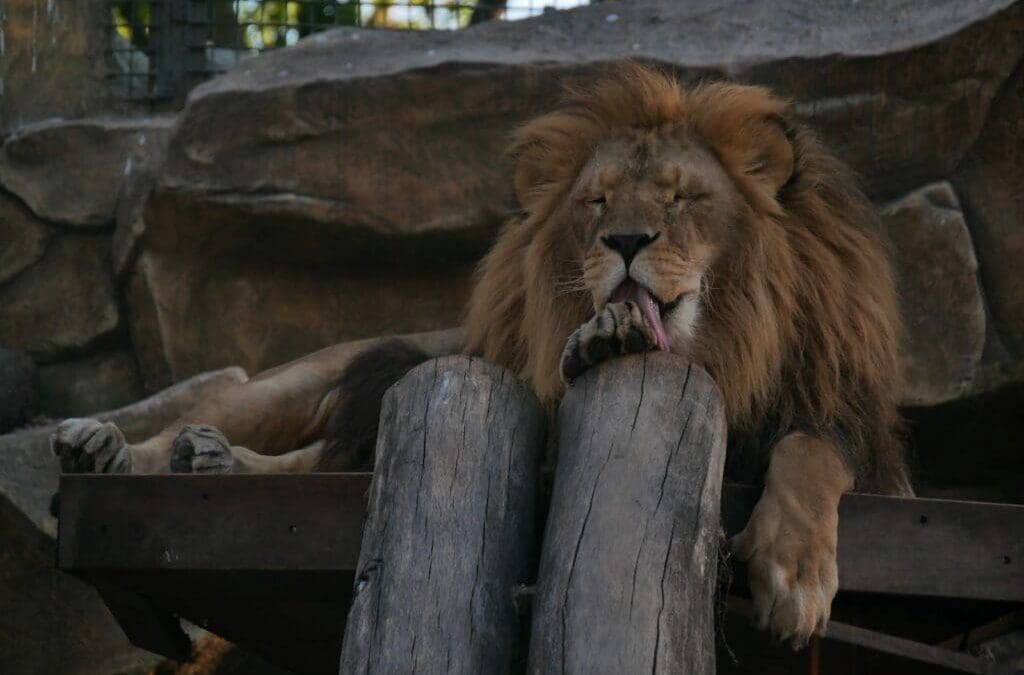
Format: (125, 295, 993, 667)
(561, 301, 656, 384)
(731, 488, 839, 649)
(170, 425, 235, 474)
(52, 418, 130, 473)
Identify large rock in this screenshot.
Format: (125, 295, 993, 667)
(954, 60, 1024, 387)
(0, 367, 246, 675)
(0, 116, 175, 227)
(125, 230, 477, 389)
(0, 190, 54, 285)
(882, 183, 986, 406)
(0, 234, 120, 362)
(112, 123, 171, 279)
(36, 350, 144, 418)
(130, 0, 1024, 388)
(0, 348, 37, 434)
(0, 1, 114, 132)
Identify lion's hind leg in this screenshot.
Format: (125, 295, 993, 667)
(170, 425, 235, 474)
(169, 424, 324, 474)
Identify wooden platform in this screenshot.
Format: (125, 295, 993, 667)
(57, 474, 1024, 674)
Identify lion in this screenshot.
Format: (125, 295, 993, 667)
(53, 64, 911, 648)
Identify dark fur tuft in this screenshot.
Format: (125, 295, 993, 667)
(317, 340, 431, 472)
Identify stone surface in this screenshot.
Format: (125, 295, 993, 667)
(0, 1, 119, 132)
(130, 0, 1024, 388)
(127, 233, 477, 389)
(0, 234, 120, 362)
(36, 349, 144, 418)
(0, 367, 246, 675)
(882, 183, 987, 406)
(954, 59, 1024, 389)
(0, 347, 37, 434)
(0, 190, 53, 285)
(0, 116, 175, 227)
(0, 497, 161, 675)
(112, 123, 171, 279)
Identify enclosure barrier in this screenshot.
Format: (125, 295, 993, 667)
(340, 356, 545, 672)
(529, 354, 726, 674)
(55, 356, 1024, 673)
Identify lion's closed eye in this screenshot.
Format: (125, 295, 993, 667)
(672, 191, 710, 206)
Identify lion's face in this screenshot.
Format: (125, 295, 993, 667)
(567, 133, 744, 353)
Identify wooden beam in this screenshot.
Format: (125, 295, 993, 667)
(92, 581, 192, 662)
(57, 472, 370, 571)
(339, 356, 545, 673)
(59, 476, 1024, 602)
(529, 355, 727, 674)
(722, 485, 1024, 602)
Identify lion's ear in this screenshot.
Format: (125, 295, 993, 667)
(692, 86, 796, 200)
(710, 112, 794, 202)
(736, 114, 794, 196)
(513, 144, 546, 207)
(509, 111, 589, 209)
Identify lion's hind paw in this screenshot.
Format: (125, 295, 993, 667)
(52, 418, 130, 474)
(171, 425, 235, 474)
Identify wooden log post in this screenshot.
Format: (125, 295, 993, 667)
(340, 356, 545, 674)
(529, 353, 727, 674)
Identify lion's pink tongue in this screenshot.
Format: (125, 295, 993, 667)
(611, 280, 671, 351)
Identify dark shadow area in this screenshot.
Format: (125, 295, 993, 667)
(902, 382, 1024, 503)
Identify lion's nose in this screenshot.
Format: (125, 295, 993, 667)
(601, 232, 658, 268)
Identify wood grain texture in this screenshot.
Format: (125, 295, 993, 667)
(340, 356, 545, 674)
(528, 353, 727, 674)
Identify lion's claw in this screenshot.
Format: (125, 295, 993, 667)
(170, 425, 235, 474)
(561, 301, 656, 384)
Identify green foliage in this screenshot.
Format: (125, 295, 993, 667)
(111, 1, 152, 49)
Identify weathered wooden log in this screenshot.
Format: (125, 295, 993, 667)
(340, 356, 545, 674)
(529, 353, 727, 674)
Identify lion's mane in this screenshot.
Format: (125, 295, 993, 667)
(464, 65, 908, 494)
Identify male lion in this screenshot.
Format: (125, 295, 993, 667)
(54, 65, 910, 647)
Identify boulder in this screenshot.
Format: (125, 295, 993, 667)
(881, 183, 986, 406)
(0, 234, 120, 362)
(0, 348, 37, 434)
(0, 116, 175, 227)
(0, 367, 247, 675)
(0, 1, 113, 132)
(0, 190, 54, 285)
(36, 350, 145, 418)
(130, 0, 1024, 387)
(954, 60, 1024, 387)
(112, 123, 171, 279)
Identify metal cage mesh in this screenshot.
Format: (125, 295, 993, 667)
(107, 1, 593, 102)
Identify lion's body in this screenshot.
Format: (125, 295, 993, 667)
(55, 65, 910, 646)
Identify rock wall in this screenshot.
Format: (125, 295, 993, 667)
(0, 117, 174, 420)
(0, 0, 151, 131)
(2, 0, 1021, 416)
(123, 0, 1024, 401)
(0, 0, 1019, 422)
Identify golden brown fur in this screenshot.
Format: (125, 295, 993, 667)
(465, 64, 908, 494)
